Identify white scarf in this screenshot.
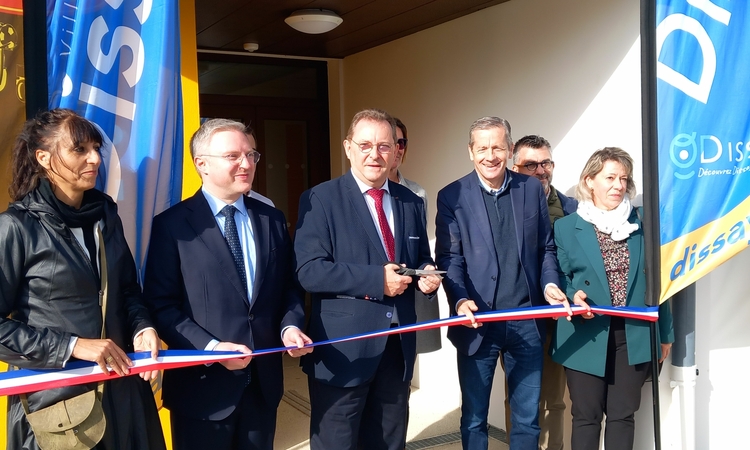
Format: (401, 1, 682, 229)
(576, 196, 639, 241)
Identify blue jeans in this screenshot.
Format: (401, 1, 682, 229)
(457, 320, 543, 450)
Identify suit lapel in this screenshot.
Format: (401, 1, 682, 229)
(508, 173, 525, 257)
(389, 180, 405, 262)
(246, 198, 269, 309)
(344, 173, 389, 262)
(464, 174, 497, 262)
(574, 215, 611, 300)
(185, 191, 248, 303)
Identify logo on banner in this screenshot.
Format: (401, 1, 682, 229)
(670, 132, 750, 179)
(669, 215, 750, 280)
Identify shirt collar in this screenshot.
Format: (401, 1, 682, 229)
(476, 169, 511, 195)
(201, 187, 248, 218)
(350, 169, 390, 195)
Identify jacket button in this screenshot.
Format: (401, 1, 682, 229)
(386, 312, 393, 319)
(491, 276, 497, 281)
(585, 280, 590, 286)
(248, 314, 254, 320)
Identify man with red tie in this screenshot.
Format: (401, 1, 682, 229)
(294, 108, 441, 450)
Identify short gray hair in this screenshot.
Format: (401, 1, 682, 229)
(468, 116, 512, 149)
(575, 147, 637, 202)
(190, 118, 248, 158)
(511, 135, 552, 165)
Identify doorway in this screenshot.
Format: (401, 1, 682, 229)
(197, 52, 331, 230)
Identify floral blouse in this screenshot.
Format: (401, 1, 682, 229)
(595, 228, 629, 307)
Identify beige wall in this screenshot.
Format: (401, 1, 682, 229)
(330, 0, 750, 448)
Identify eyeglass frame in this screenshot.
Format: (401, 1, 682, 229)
(396, 138, 408, 151)
(198, 151, 261, 165)
(519, 159, 554, 172)
(349, 140, 395, 154)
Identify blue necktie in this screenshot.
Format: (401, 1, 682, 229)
(220, 205, 248, 294)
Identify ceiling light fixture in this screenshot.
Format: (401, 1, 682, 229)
(243, 42, 259, 52)
(285, 9, 343, 34)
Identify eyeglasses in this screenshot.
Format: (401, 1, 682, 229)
(396, 138, 408, 151)
(199, 151, 261, 165)
(520, 159, 554, 171)
(350, 140, 394, 154)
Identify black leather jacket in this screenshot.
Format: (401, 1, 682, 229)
(0, 188, 152, 368)
(0, 188, 165, 450)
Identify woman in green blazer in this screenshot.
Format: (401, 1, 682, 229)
(551, 148, 674, 450)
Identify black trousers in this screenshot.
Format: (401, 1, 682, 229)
(170, 362, 277, 450)
(565, 318, 650, 450)
(308, 334, 410, 450)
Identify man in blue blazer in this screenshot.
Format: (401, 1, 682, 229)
(295, 109, 441, 450)
(435, 117, 566, 450)
(143, 119, 311, 450)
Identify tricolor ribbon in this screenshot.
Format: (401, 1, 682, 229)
(0, 304, 658, 396)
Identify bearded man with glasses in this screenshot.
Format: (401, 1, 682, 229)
(511, 135, 577, 222)
(505, 134, 577, 450)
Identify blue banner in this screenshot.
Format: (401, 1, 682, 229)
(47, 0, 183, 276)
(656, 0, 750, 301)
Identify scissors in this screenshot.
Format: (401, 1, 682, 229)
(386, 262, 446, 277)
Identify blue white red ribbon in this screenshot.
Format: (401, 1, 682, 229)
(0, 351, 249, 397)
(0, 304, 658, 396)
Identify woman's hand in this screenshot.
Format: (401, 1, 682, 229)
(72, 338, 132, 376)
(572, 290, 594, 319)
(134, 328, 162, 381)
(544, 286, 593, 321)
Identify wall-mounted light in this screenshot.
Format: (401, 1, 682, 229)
(285, 9, 343, 34)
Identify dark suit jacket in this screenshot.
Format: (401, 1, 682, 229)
(551, 208, 674, 377)
(435, 170, 559, 356)
(557, 189, 578, 217)
(294, 172, 434, 388)
(143, 190, 304, 420)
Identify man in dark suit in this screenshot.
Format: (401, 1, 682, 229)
(435, 118, 567, 450)
(143, 118, 312, 450)
(294, 108, 441, 450)
(509, 135, 578, 450)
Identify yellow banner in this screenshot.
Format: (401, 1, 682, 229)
(660, 195, 750, 303)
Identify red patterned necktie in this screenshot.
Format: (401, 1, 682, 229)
(367, 188, 396, 261)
